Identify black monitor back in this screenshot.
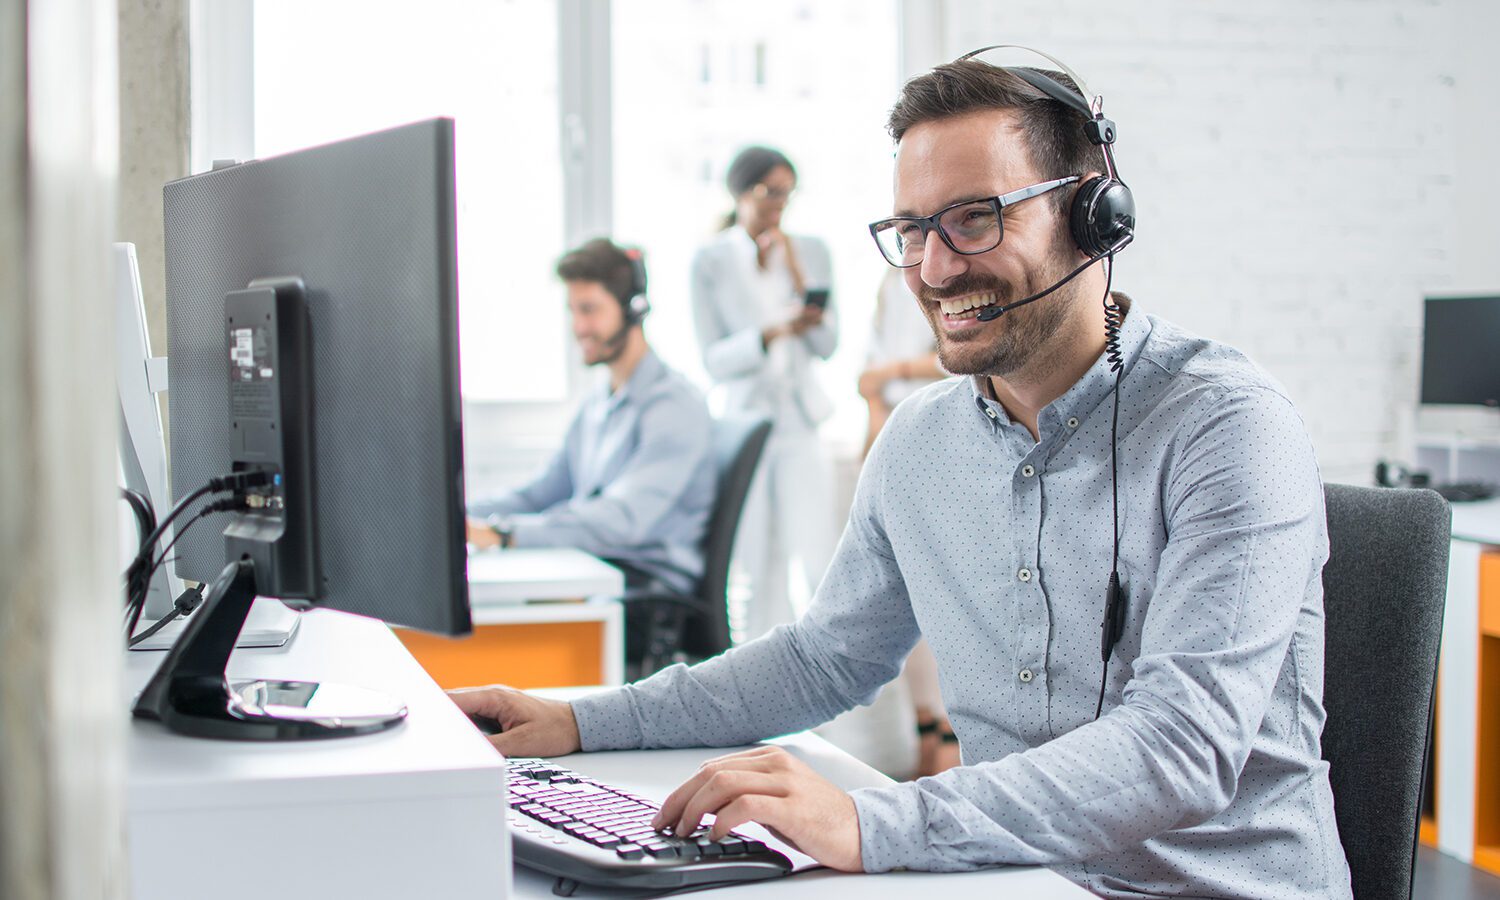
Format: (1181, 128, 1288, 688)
(1420, 295, 1500, 408)
(164, 119, 470, 635)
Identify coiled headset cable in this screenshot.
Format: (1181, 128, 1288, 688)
(1096, 254, 1126, 719)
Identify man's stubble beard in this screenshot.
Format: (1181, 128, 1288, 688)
(921, 243, 1083, 380)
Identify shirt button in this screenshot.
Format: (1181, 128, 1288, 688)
(1017, 568, 1032, 583)
(1021, 464, 1035, 478)
(1018, 669, 1034, 683)
(985, 407, 998, 420)
(1066, 417, 1080, 429)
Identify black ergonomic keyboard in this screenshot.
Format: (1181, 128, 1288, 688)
(506, 758, 794, 890)
(1435, 481, 1498, 503)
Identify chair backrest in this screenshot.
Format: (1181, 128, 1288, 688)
(682, 416, 772, 656)
(1321, 483, 1450, 900)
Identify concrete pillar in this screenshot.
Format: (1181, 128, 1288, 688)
(0, 0, 128, 897)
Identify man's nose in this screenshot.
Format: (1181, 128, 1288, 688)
(919, 230, 965, 289)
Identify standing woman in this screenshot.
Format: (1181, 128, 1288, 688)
(691, 146, 838, 642)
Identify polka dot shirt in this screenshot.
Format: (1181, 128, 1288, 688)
(572, 303, 1352, 899)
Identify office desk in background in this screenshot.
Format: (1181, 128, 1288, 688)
(395, 547, 626, 689)
(1429, 497, 1500, 871)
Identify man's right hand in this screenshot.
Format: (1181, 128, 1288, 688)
(447, 685, 582, 757)
(465, 517, 501, 550)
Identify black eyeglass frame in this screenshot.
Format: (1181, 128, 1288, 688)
(868, 175, 1080, 268)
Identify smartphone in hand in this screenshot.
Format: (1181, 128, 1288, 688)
(804, 288, 830, 310)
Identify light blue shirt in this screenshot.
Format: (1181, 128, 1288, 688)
(570, 302, 1352, 898)
(470, 351, 715, 594)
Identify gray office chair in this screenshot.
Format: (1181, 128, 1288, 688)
(629, 416, 772, 677)
(1321, 483, 1450, 900)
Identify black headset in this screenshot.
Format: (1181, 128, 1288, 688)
(958, 45, 1136, 259)
(620, 246, 651, 326)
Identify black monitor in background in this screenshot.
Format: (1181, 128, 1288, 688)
(135, 119, 470, 740)
(1420, 295, 1500, 407)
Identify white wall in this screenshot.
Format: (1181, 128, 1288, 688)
(937, 0, 1472, 483)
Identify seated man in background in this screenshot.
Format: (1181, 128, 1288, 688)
(467, 238, 716, 611)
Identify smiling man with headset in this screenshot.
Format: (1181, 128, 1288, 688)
(452, 49, 1348, 898)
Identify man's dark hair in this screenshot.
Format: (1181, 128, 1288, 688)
(887, 60, 1106, 212)
(556, 238, 636, 310)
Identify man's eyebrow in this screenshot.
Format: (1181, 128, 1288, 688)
(892, 194, 994, 218)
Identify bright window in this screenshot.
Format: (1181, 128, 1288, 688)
(253, 0, 567, 402)
(611, 0, 901, 444)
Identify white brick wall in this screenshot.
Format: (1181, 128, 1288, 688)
(936, 0, 1467, 483)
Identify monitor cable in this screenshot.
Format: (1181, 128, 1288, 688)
(122, 471, 268, 641)
(125, 499, 239, 646)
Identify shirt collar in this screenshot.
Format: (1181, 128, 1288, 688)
(598, 349, 664, 412)
(969, 294, 1150, 436)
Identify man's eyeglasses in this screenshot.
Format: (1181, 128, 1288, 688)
(868, 176, 1079, 268)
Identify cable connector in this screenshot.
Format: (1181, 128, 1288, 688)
(203, 496, 245, 514)
(208, 471, 273, 493)
(172, 584, 206, 617)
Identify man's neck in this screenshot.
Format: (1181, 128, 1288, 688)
(606, 332, 649, 393)
(987, 286, 1115, 441)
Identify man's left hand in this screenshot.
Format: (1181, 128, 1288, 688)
(651, 745, 863, 872)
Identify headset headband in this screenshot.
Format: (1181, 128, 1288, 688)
(957, 43, 1100, 116)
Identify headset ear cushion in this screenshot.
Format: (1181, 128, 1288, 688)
(626, 293, 651, 325)
(1070, 176, 1136, 257)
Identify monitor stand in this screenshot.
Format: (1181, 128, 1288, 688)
(132, 558, 407, 740)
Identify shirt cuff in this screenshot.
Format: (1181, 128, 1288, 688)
(850, 782, 931, 872)
(505, 513, 563, 550)
(570, 687, 646, 752)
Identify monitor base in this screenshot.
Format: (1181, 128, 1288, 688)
(132, 558, 406, 741)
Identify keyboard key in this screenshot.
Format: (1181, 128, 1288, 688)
(718, 836, 747, 855)
(743, 839, 767, 854)
(615, 844, 644, 859)
(694, 837, 723, 858)
(643, 844, 680, 858)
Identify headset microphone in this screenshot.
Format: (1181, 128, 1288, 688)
(972, 235, 1131, 323)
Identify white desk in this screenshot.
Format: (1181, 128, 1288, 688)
(470, 547, 626, 686)
(1433, 497, 1500, 864)
(126, 610, 512, 900)
(468, 547, 625, 605)
(127, 614, 1087, 899)
(1448, 496, 1500, 544)
(512, 730, 1091, 899)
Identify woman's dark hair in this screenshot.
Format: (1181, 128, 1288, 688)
(555, 238, 636, 309)
(721, 145, 796, 229)
(887, 61, 1105, 213)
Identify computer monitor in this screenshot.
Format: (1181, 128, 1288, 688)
(1420, 295, 1500, 407)
(115, 241, 184, 621)
(134, 118, 471, 740)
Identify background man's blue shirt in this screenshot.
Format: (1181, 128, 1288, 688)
(470, 351, 715, 593)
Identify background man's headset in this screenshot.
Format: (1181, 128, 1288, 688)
(600, 245, 651, 354)
(955, 45, 1136, 718)
(620, 246, 651, 326)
